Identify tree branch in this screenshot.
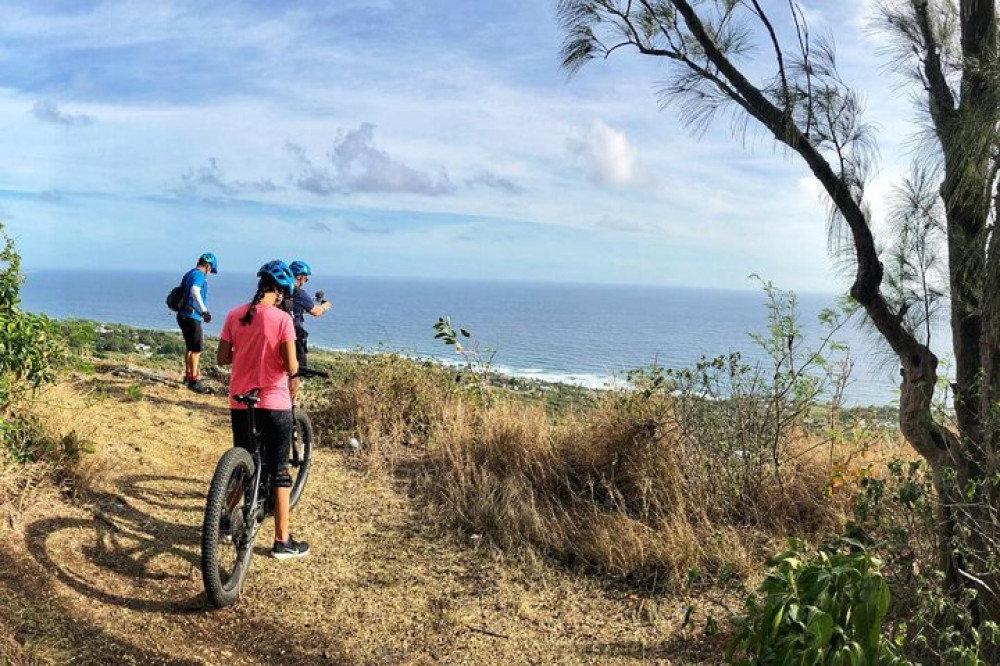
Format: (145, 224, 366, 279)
(667, 0, 952, 466)
(746, 0, 791, 114)
(914, 0, 957, 130)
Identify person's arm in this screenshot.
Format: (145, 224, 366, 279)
(308, 301, 331, 317)
(281, 339, 298, 377)
(191, 285, 210, 319)
(216, 340, 233, 366)
(216, 313, 232, 365)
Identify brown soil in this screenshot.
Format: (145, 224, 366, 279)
(0, 369, 725, 665)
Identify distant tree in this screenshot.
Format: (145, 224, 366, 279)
(557, 0, 1000, 622)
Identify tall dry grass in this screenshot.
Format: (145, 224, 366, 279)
(1, 385, 104, 523)
(311, 353, 878, 587)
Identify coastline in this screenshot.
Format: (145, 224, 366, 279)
(53, 318, 902, 421)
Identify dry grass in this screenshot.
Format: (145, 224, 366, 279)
(4, 365, 732, 665)
(310, 353, 891, 589)
(0, 349, 917, 664)
(0, 381, 112, 526)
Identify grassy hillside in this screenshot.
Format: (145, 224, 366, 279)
(5, 320, 964, 664)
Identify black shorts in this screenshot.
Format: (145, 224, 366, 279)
(293, 322, 308, 368)
(295, 337, 308, 368)
(230, 408, 292, 482)
(177, 314, 203, 353)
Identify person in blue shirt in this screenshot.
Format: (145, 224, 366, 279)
(178, 252, 218, 393)
(287, 260, 331, 388)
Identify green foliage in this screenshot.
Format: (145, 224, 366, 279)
(849, 459, 1000, 665)
(55, 319, 188, 358)
(727, 540, 909, 665)
(56, 318, 98, 354)
(0, 223, 64, 462)
(0, 229, 62, 406)
(125, 383, 143, 402)
(433, 316, 496, 403)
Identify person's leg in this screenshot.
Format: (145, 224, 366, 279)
(183, 320, 209, 393)
(261, 409, 308, 558)
(190, 320, 204, 379)
(265, 409, 293, 542)
(274, 486, 291, 543)
(289, 337, 306, 402)
(178, 314, 193, 383)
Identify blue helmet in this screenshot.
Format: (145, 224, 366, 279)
(199, 252, 218, 274)
(257, 260, 295, 295)
(289, 260, 311, 277)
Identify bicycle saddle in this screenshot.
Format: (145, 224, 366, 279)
(233, 388, 261, 406)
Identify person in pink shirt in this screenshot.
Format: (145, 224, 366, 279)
(216, 260, 309, 560)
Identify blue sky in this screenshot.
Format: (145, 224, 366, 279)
(0, 0, 915, 291)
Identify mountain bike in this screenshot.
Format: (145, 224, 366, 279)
(200, 366, 328, 608)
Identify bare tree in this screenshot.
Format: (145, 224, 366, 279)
(557, 0, 1000, 621)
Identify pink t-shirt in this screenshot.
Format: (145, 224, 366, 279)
(221, 303, 296, 410)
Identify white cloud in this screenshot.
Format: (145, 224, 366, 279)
(286, 124, 456, 197)
(174, 157, 280, 198)
(569, 121, 641, 187)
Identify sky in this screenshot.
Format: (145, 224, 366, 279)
(0, 0, 919, 292)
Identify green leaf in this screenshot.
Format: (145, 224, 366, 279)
(805, 610, 834, 648)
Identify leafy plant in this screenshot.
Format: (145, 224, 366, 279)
(0, 227, 62, 407)
(849, 459, 1000, 665)
(727, 539, 909, 665)
(433, 316, 496, 403)
(57, 318, 98, 355)
(0, 223, 64, 461)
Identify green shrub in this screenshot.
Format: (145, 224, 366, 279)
(727, 539, 908, 665)
(56, 318, 98, 355)
(849, 459, 1000, 664)
(0, 224, 63, 459)
(0, 230, 62, 406)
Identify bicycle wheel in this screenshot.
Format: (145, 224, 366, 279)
(289, 410, 313, 510)
(202, 446, 257, 608)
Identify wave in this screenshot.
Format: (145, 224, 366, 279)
(310, 344, 623, 390)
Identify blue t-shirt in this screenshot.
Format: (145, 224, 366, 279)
(292, 289, 314, 325)
(180, 268, 208, 321)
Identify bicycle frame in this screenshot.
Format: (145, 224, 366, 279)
(235, 398, 270, 551)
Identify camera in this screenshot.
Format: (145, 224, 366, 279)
(315, 290, 327, 305)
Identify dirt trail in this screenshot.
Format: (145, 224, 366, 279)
(0, 370, 719, 665)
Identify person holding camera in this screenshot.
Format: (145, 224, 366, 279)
(178, 251, 218, 394)
(287, 260, 331, 374)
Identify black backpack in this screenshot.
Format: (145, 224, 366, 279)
(166, 278, 187, 312)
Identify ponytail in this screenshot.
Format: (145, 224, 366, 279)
(240, 282, 268, 326)
(240, 274, 288, 325)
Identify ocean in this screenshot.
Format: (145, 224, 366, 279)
(19, 269, 914, 406)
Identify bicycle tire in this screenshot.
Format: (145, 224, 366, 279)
(289, 410, 313, 510)
(202, 446, 257, 608)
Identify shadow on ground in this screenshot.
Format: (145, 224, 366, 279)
(24, 474, 206, 614)
(8, 473, 352, 664)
